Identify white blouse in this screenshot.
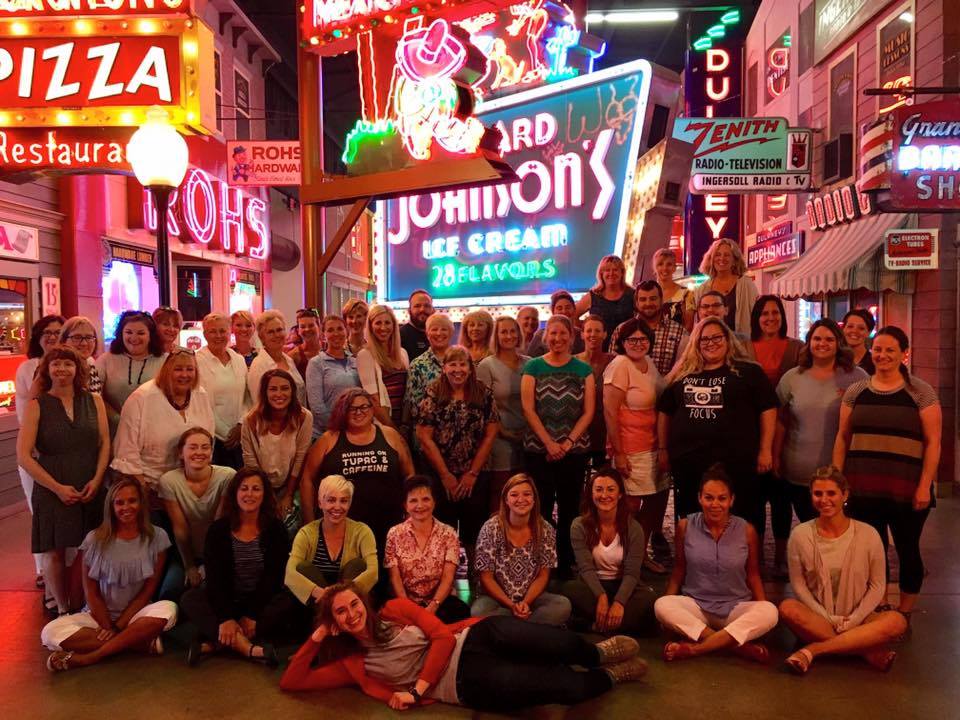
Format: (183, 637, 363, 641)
(247, 350, 305, 406)
(111, 380, 215, 487)
(196, 346, 249, 440)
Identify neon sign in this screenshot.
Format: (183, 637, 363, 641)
(0, 127, 131, 173)
(766, 45, 789, 100)
(886, 100, 960, 209)
(376, 59, 652, 306)
(0, 0, 189, 17)
(804, 183, 874, 230)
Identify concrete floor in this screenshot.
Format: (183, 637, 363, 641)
(2, 501, 959, 720)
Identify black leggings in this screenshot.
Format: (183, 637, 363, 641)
(848, 496, 930, 594)
(456, 616, 612, 711)
(180, 586, 299, 644)
(525, 452, 588, 572)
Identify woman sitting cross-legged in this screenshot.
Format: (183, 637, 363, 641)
(653, 463, 778, 662)
(42, 478, 178, 672)
(563, 467, 657, 636)
(285, 474, 378, 610)
(780, 466, 907, 674)
(181, 468, 296, 668)
(470, 473, 571, 626)
(385, 475, 471, 623)
(280, 582, 648, 712)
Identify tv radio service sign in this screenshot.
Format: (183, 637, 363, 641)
(884, 228, 938, 270)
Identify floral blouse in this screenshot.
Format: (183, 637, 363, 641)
(384, 518, 461, 604)
(474, 517, 557, 602)
(416, 383, 500, 475)
(404, 350, 443, 422)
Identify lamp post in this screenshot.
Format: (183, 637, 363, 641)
(127, 107, 189, 307)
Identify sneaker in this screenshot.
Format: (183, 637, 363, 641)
(596, 635, 640, 665)
(603, 656, 648, 684)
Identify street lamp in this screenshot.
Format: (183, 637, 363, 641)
(127, 107, 189, 307)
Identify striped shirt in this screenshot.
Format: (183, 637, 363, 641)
(312, 529, 342, 577)
(232, 535, 264, 597)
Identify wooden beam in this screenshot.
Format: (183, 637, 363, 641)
(246, 43, 262, 65)
(317, 198, 372, 278)
(232, 25, 247, 49)
(218, 12, 233, 35)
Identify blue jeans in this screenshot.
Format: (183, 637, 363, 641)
(470, 592, 571, 626)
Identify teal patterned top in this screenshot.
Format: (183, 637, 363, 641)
(521, 356, 592, 454)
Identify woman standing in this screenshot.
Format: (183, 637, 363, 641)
(653, 248, 694, 331)
(111, 350, 215, 494)
(575, 255, 635, 348)
(158, 428, 235, 596)
(604, 318, 669, 573)
(248, 309, 306, 406)
(780, 467, 907, 674)
(842, 309, 876, 375)
(281, 583, 647, 711)
(776, 319, 867, 523)
(306, 315, 360, 438)
(181, 468, 293, 667)
(472, 474, 571, 625)
(692, 238, 758, 335)
(196, 313, 249, 469)
(656, 318, 778, 532)
(750, 295, 804, 386)
(833, 326, 941, 616)
(241, 369, 312, 522)
(18, 346, 110, 615)
(477, 316, 529, 508)
(654, 465, 777, 661)
(459, 310, 494, 366)
(231, 310, 258, 367)
(404, 313, 454, 433)
(521, 315, 594, 575)
(60, 316, 103, 395)
(357, 304, 409, 429)
(385, 475, 471, 622)
(153, 306, 183, 354)
(342, 298, 369, 357)
(563, 468, 656, 636)
(41, 478, 177, 672)
(301, 388, 414, 555)
(416, 346, 499, 550)
(96, 310, 166, 430)
(576, 315, 615, 471)
(289, 308, 324, 381)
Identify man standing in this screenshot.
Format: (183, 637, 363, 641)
(400, 289, 434, 361)
(696, 290, 755, 360)
(516, 306, 540, 354)
(611, 280, 689, 376)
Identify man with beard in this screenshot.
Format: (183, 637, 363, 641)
(400, 289, 435, 361)
(610, 281, 689, 376)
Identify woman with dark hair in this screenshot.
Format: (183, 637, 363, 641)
(306, 315, 359, 438)
(563, 468, 656, 636)
(281, 581, 648, 711)
(153, 306, 183, 354)
(750, 295, 803, 386)
(842, 308, 877, 375)
(111, 350, 215, 494)
(692, 238, 758, 334)
(96, 310, 166, 430)
(41, 478, 177, 672)
(416, 346, 499, 551)
(472, 473, 571, 625)
(575, 255, 635, 348)
(18, 346, 110, 615)
(158, 427, 235, 596)
(833, 326, 941, 617)
(657, 318, 778, 531)
(576, 315, 615, 471)
(775, 319, 867, 524)
(780, 467, 907, 674)
(385, 475, 470, 622)
(181, 468, 293, 667)
(241, 368, 312, 520)
(653, 465, 777, 662)
(289, 308, 324, 380)
(301, 388, 414, 555)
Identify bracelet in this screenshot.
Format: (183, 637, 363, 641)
(408, 686, 422, 704)
(428, 598, 440, 606)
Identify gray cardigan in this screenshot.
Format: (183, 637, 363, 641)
(570, 516, 645, 606)
(787, 519, 886, 628)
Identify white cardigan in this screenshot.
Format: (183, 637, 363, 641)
(356, 347, 409, 411)
(196, 346, 249, 440)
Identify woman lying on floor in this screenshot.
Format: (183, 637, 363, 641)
(280, 581, 648, 712)
(41, 477, 177, 671)
(780, 466, 907, 674)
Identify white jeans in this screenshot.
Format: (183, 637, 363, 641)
(654, 595, 778, 646)
(41, 601, 178, 651)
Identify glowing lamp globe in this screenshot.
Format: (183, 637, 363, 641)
(127, 108, 189, 188)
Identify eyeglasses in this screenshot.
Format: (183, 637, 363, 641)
(699, 302, 724, 311)
(41, 330, 61, 339)
(698, 334, 727, 348)
(170, 347, 196, 356)
(348, 404, 373, 414)
(624, 337, 650, 346)
(66, 334, 96, 343)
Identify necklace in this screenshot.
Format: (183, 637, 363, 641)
(127, 355, 148, 386)
(170, 392, 191, 411)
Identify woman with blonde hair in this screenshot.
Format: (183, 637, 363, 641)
(247, 309, 305, 405)
(692, 239, 758, 335)
(575, 255, 635, 349)
(230, 310, 258, 367)
(459, 310, 494, 365)
(653, 248, 694, 331)
(656, 318, 777, 531)
(357, 304, 409, 428)
(342, 298, 369, 357)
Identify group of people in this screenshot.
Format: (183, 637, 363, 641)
(17, 237, 941, 711)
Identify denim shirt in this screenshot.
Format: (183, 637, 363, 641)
(305, 351, 360, 437)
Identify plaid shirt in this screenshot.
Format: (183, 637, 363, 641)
(610, 316, 689, 376)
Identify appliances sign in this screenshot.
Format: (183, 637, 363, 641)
(747, 229, 804, 270)
(884, 228, 938, 270)
(375, 59, 651, 307)
(890, 99, 960, 210)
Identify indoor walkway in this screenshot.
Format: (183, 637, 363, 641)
(1, 499, 958, 719)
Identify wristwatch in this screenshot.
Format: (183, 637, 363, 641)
(408, 686, 422, 704)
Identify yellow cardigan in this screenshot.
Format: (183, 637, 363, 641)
(285, 518, 378, 603)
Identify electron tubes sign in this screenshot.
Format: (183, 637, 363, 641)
(375, 59, 652, 307)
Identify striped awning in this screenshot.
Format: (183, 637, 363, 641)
(770, 213, 915, 298)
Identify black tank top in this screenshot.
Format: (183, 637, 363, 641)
(590, 288, 636, 349)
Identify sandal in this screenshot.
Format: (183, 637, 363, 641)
(733, 642, 770, 664)
(785, 648, 813, 674)
(663, 641, 695, 662)
(46, 651, 74, 672)
(35, 574, 45, 589)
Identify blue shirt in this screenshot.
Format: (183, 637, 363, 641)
(305, 351, 360, 437)
(681, 512, 752, 616)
